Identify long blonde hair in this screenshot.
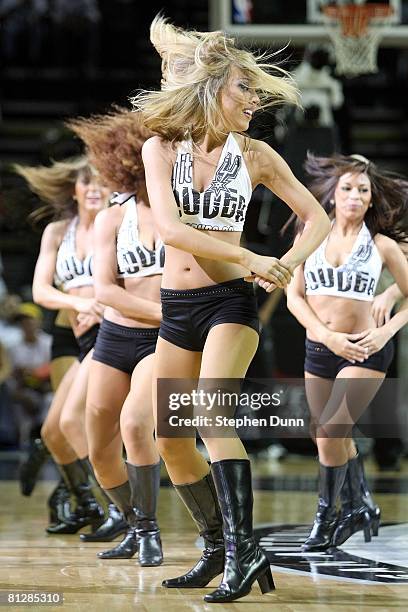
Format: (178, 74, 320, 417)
(132, 15, 300, 144)
(14, 156, 92, 221)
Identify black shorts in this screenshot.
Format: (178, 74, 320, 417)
(304, 338, 395, 379)
(159, 278, 259, 352)
(51, 325, 79, 360)
(92, 318, 159, 374)
(77, 324, 100, 363)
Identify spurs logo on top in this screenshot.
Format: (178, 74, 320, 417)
(172, 133, 252, 232)
(304, 223, 382, 301)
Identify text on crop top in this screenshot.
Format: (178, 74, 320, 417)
(172, 132, 252, 232)
(54, 217, 93, 291)
(304, 222, 382, 301)
(113, 192, 165, 278)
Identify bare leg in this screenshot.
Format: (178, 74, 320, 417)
(85, 359, 130, 488)
(120, 354, 159, 466)
(198, 323, 259, 461)
(41, 361, 78, 464)
(59, 351, 93, 459)
(50, 356, 77, 392)
(153, 337, 206, 485)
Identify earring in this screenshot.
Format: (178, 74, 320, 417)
(369, 203, 373, 208)
(330, 199, 335, 205)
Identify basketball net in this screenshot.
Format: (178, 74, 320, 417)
(322, 3, 394, 77)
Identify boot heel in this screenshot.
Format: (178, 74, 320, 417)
(257, 567, 275, 594)
(363, 512, 372, 543)
(372, 516, 380, 537)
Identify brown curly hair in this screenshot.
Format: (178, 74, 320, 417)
(66, 107, 152, 193)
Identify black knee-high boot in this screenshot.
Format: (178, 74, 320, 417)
(46, 460, 105, 534)
(302, 462, 348, 552)
(203, 459, 274, 604)
(127, 462, 163, 567)
(47, 477, 73, 526)
(98, 463, 163, 565)
(356, 452, 381, 535)
(332, 454, 373, 546)
(162, 472, 224, 588)
(19, 438, 50, 496)
(97, 481, 139, 559)
(79, 458, 127, 543)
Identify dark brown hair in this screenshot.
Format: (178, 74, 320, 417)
(288, 153, 408, 242)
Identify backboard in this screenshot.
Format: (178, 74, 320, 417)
(210, 1, 406, 46)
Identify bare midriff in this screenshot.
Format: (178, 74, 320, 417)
(104, 274, 162, 328)
(306, 294, 376, 341)
(162, 229, 248, 289)
(66, 285, 98, 337)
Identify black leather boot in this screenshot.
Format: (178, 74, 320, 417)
(332, 455, 373, 546)
(302, 462, 348, 552)
(46, 460, 105, 534)
(19, 438, 50, 496)
(78, 458, 128, 542)
(356, 452, 381, 536)
(80, 504, 128, 542)
(97, 481, 139, 559)
(47, 478, 72, 525)
(127, 462, 163, 567)
(162, 472, 224, 588)
(204, 459, 274, 604)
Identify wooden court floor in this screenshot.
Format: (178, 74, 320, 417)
(1, 456, 408, 611)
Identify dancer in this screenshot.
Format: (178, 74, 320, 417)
(19, 309, 79, 526)
(286, 153, 408, 551)
(135, 16, 330, 603)
(68, 109, 163, 565)
(16, 157, 111, 534)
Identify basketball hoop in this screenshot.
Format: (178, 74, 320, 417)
(322, 3, 394, 77)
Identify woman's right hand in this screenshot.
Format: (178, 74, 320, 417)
(73, 296, 104, 318)
(324, 331, 369, 363)
(244, 252, 293, 289)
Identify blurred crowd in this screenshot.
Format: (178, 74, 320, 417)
(0, 0, 101, 71)
(0, 267, 52, 449)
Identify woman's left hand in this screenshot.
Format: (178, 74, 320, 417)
(244, 274, 277, 293)
(353, 327, 393, 355)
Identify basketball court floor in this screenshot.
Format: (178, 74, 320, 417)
(1, 455, 407, 610)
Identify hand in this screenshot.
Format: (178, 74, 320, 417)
(371, 290, 396, 327)
(324, 331, 369, 363)
(74, 297, 104, 318)
(76, 312, 102, 331)
(244, 253, 293, 289)
(353, 327, 393, 356)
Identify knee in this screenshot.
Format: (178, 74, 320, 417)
(317, 437, 346, 457)
(121, 416, 153, 446)
(59, 412, 80, 441)
(41, 421, 62, 451)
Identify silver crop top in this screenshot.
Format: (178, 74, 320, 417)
(54, 217, 93, 291)
(113, 192, 165, 279)
(304, 222, 382, 301)
(171, 132, 252, 232)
